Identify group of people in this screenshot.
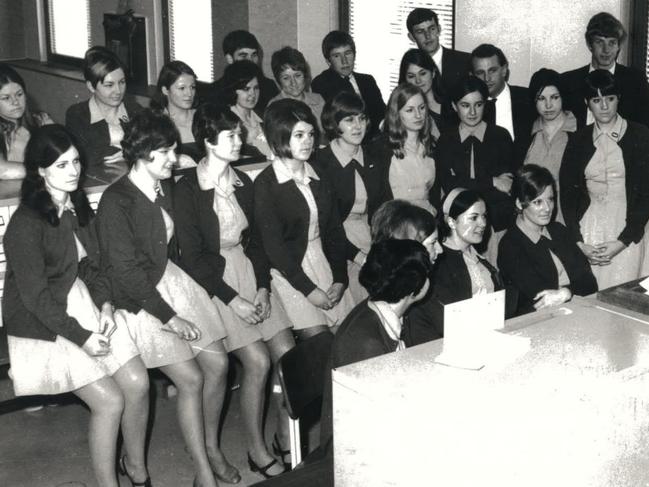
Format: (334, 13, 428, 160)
(1, 6, 649, 487)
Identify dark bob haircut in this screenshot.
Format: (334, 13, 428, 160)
(471, 43, 509, 67)
(359, 239, 432, 302)
(583, 69, 621, 100)
(585, 12, 627, 46)
(321, 30, 355, 60)
(321, 92, 367, 140)
(192, 103, 241, 146)
(222, 30, 260, 56)
(512, 164, 556, 210)
(406, 8, 439, 33)
(371, 199, 437, 243)
(151, 60, 197, 110)
(271, 46, 310, 84)
(221, 60, 262, 107)
(121, 109, 179, 167)
(263, 98, 320, 159)
(450, 75, 489, 104)
(528, 68, 565, 103)
(83, 46, 127, 88)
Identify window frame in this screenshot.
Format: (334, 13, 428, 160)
(43, 0, 90, 68)
(630, 0, 649, 76)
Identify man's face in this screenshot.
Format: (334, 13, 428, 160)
(588, 35, 620, 69)
(408, 19, 441, 55)
(226, 47, 259, 65)
(472, 55, 508, 97)
(327, 45, 355, 77)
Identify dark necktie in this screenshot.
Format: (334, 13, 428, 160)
(349, 158, 363, 173)
(485, 98, 497, 125)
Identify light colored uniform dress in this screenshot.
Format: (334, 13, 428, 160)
(270, 161, 355, 329)
(463, 246, 496, 296)
(114, 172, 226, 369)
(202, 164, 290, 352)
(231, 105, 272, 159)
(8, 212, 139, 396)
(389, 141, 436, 215)
(579, 117, 643, 289)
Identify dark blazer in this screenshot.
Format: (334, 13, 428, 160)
(311, 69, 386, 139)
(401, 287, 444, 347)
(65, 98, 142, 173)
(439, 48, 471, 94)
(173, 167, 270, 304)
(253, 163, 348, 297)
(498, 222, 597, 315)
(312, 144, 389, 260)
(96, 175, 177, 324)
(3, 205, 109, 347)
(206, 74, 279, 118)
(435, 123, 515, 231)
(561, 63, 649, 129)
(559, 121, 649, 246)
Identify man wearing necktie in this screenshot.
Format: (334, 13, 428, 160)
(471, 44, 533, 167)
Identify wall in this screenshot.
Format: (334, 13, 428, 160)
(0, 1, 25, 60)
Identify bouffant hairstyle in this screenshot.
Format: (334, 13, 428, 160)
(120, 109, 179, 167)
(359, 239, 432, 302)
(583, 69, 621, 100)
(263, 98, 320, 159)
(450, 75, 489, 104)
(192, 102, 241, 146)
(22, 124, 92, 227)
(83, 46, 127, 88)
(150, 60, 197, 110)
(370, 199, 437, 243)
(528, 68, 565, 104)
(271, 46, 310, 84)
(512, 164, 556, 211)
(385, 83, 432, 159)
(585, 12, 626, 46)
(321, 92, 367, 141)
(321, 30, 355, 60)
(220, 60, 262, 107)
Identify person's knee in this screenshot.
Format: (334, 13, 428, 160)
(100, 388, 125, 416)
(244, 346, 271, 381)
(121, 368, 150, 398)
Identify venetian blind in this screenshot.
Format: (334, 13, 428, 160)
(47, 0, 91, 59)
(168, 0, 214, 82)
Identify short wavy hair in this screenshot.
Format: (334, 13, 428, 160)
(220, 60, 262, 107)
(321, 92, 367, 140)
(192, 103, 241, 146)
(83, 46, 127, 88)
(585, 12, 626, 46)
(121, 109, 179, 167)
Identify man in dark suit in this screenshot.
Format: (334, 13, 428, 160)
(561, 12, 649, 128)
(311, 31, 385, 139)
(204, 30, 278, 116)
(471, 43, 534, 166)
(406, 7, 471, 94)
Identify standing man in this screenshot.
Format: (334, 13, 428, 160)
(471, 43, 533, 165)
(561, 12, 649, 128)
(312, 30, 385, 139)
(406, 8, 471, 93)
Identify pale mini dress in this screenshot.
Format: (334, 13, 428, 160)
(113, 174, 226, 369)
(199, 162, 290, 352)
(270, 161, 355, 329)
(331, 141, 372, 303)
(9, 215, 139, 396)
(579, 117, 643, 290)
(389, 141, 436, 215)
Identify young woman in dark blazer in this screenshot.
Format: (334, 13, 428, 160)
(174, 104, 291, 478)
(3, 125, 148, 487)
(65, 46, 142, 174)
(254, 98, 354, 338)
(313, 92, 388, 302)
(499, 165, 597, 315)
(96, 110, 229, 487)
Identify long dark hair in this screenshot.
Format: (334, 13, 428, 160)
(398, 48, 445, 104)
(0, 63, 39, 159)
(150, 60, 197, 110)
(21, 125, 92, 227)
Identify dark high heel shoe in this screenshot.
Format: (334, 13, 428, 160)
(272, 434, 292, 470)
(247, 452, 287, 479)
(118, 455, 152, 487)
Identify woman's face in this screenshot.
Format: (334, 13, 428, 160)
(278, 67, 306, 99)
(454, 91, 484, 127)
(0, 81, 26, 122)
(209, 126, 243, 162)
(235, 77, 260, 110)
(519, 185, 554, 228)
(450, 200, 488, 245)
(143, 143, 177, 181)
(536, 85, 562, 122)
(90, 68, 126, 108)
(164, 73, 196, 111)
(588, 91, 619, 125)
(420, 229, 443, 264)
(38, 146, 81, 195)
(289, 121, 315, 162)
(337, 113, 368, 147)
(399, 93, 427, 133)
(405, 64, 433, 95)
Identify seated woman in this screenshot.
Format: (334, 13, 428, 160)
(398, 48, 447, 136)
(313, 92, 388, 302)
(435, 76, 515, 261)
(96, 109, 231, 487)
(269, 46, 326, 142)
(174, 103, 292, 478)
(254, 98, 355, 339)
(66, 46, 142, 174)
(221, 60, 272, 159)
(3, 125, 148, 486)
(498, 165, 597, 315)
(523, 68, 577, 223)
(150, 60, 201, 165)
(366, 83, 440, 214)
(560, 69, 649, 289)
(0, 63, 53, 179)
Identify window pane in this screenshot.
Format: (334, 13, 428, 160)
(349, 0, 454, 102)
(168, 0, 214, 82)
(48, 0, 91, 58)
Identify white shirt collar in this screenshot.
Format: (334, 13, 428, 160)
(368, 300, 405, 350)
(272, 160, 320, 184)
(431, 45, 444, 74)
(196, 158, 243, 193)
(330, 139, 364, 168)
(493, 83, 514, 139)
(459, 121, 487, 143)
(88, 95, 128, 124)
(128, 166, 163, 203)
(589, 63, 616, 75)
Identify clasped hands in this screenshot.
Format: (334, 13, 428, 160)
(577, 240, 626, 265)
(307, 283, 345, 310)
